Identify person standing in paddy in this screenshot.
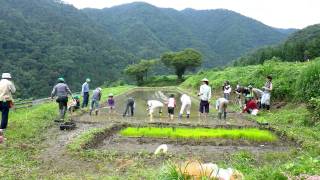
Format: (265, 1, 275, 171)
(0, 73, 16, 130)
(198, 78, 212, 119)
(179, 94, 192, 119)
(223, 80, 232, 100)
(81, 78, 90, 108)
(167, 94, 176, 120)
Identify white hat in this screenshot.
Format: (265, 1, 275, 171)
(201, 78, 209, 82)
(2, 73, 12, 79)
(97, 87, 102, 91)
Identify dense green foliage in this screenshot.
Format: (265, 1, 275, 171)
(124, 59, 158, 85)
(84, 2, 290, 68)
(0, 0, 135, 98)
(161, 49, 202, 80)
(0, 0, 292, 98)
(120, 127, 278, 142)
(235, 24, 320, 65)
(307, 98, 320, 125)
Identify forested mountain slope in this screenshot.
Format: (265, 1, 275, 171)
(83, 2, 291, 67)
(235, 24, 320, 65)
(0, 0, 293, 98)
(0, 0, 134, 98)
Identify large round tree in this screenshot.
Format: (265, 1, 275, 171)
(161, 48, 202, 81)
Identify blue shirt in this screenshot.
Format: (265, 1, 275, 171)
(82, 82, 89, 93)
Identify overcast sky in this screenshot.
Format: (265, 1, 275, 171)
(63, 0, 320, 29)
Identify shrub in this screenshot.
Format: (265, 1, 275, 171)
(307, 97, 320, 125)
(296, 58, 320, 100)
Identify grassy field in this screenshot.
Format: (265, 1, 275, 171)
(0, 86, 134, 179)
(120, 127, 278, 142)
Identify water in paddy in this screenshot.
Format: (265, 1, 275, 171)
(109, 90, 200, 120)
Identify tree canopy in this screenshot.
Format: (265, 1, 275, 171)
(124, 59, 157, 85)
(161, 49, 202, 80)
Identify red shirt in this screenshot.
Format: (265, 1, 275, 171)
(243, 100, 258, 113)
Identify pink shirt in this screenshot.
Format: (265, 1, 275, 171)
(168, 98, 176, 108)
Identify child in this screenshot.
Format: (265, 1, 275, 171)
(223, 81, 232, 100)
(107, 93, 115, 114)
(68, 95, 80, 112)
(167, 94, 176, 120)
(90, 88, 102, 116)
(216, 97, 229, 120)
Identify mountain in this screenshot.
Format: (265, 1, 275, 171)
(83, 2, 291, 67)
(0, 0, 134, 98)
(234, 24, 320, 65)
(0, 0, 294, 98)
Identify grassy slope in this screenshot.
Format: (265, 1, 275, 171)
(120, 127, 277, 142)
(176, 60, 320, 179)
(0, 86, 134, 179)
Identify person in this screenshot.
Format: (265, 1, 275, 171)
(68, 95, 81, 112)
(216, 97, 229, 120)
(249, 86, 263, 108)
(81, 78, 90, 108)
(51, 77, 72, 121)
(242, 95, 259, 115)
(90, 87, 102, 116)
(0, 73, 16, 130)
(198, 78, 212, 119)
(123, 97, 135, 117)
(107, 93, 115, 114)
(0, 129, 4, 144)
(179, 94, 192, 119)
(261, 75, 273, 110)
(167, 94, 176, 120)
(223, 81, 232, 100)
(147, 100, 164, 119)
(234, 84, 243, 108)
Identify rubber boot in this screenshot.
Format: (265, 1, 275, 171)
(218, 112, 222, 120)
(178, 114, 182, 120)
(95, 110, 98, 116)
(266, 105, 270, 110)
(187, 114, 190, 119)
(224, 112, 227, 120)
(89, 110, 92, 116)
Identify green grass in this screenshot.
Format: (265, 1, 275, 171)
(120, 127, 278, 142)
(67, 128, 105, 152)
(0, 86, 134, 179)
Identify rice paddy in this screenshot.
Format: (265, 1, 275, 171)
(119, 127, 278, 142)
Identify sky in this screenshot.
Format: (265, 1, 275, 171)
(63, 0, 320, 29)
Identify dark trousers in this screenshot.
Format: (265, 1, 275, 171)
(82, 92, 89, 108)
(56, 97, 68, 119)
(0, 102, 10, 129)
(123, 102, 134, 116)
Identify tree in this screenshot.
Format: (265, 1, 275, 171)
(124, 59, 157, 85)
(161, 49, 202, 81)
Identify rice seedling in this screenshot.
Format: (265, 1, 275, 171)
(120, 127, 278, 142)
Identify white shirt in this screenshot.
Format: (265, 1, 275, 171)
(0, 79, 16, 102)
(223, 85, 232, 94)
(180, 94, 191, 105)
(167, 98, 176, 108)
(199, 84, 212, 101)
(147, 100, 164, 109)
(216, 98, 229, 110)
